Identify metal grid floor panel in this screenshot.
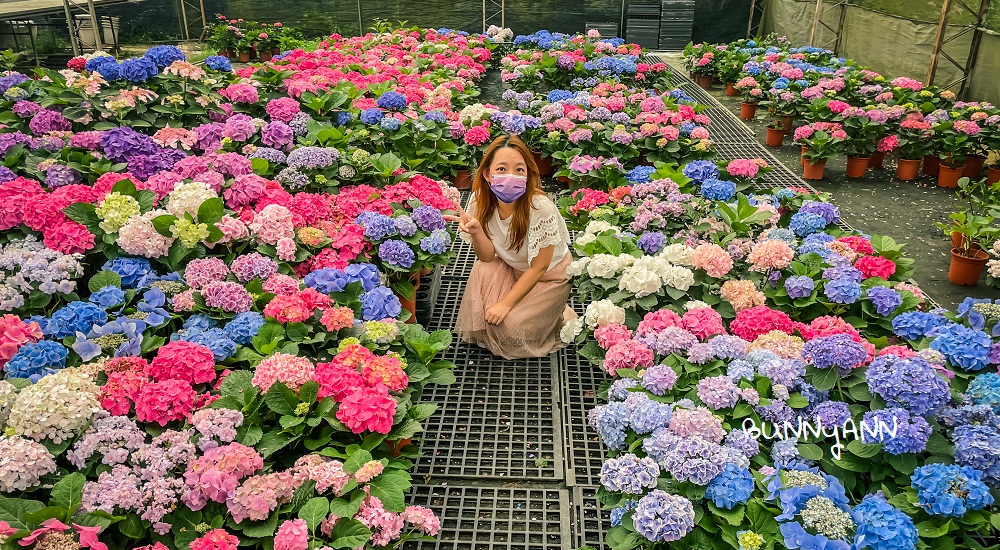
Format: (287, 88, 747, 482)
(571, 486, 610, 550)
(443, 240, 477, 279)
(678, 81, 715, 106)
(559, 346, 609, 486)
(415, 348, 564, 480)
(703, 107, 756, 141)
(407, 485, 572, 550)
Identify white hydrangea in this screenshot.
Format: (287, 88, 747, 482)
(560, 317, 585, 344)
(7, 368, 101, 443)
(684, 300, 712, 311)
(583, 299, 626, 329)
(575, 233, 597, 247)
(586, 254, 624, 279)
(632, 255, 672, 279)
(166, 180, 218, 219)
(662, 265, 695, 291)
(566, 257, 590, 277)
(988, 258, 1000, 278)
(0, 380, 17, 428)
(117, 208, 176, 258)
(0, 435, 57, 492)
(458, 104, 497, 125)
(584, 220, 617, 236)
(620, 265, 662, 298)
(659, 243, 695, 266)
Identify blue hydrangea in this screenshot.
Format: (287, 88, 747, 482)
(929, 323, 993, 371)
(203, 55, 232, 71)
(546, 89, 574, 102)
(358, 212, 397, 241)
(90, 285, 126, 308)
(183, 314, 216, 331)
(681, 160, 719, 183)
(95, 61, 122, 81)
(952, 424, 1000, 485)
(103, 257, 152, 288)
(866, 355, 950, 416)
(609, 500, 638, 527)
(824, 277, 861, 304)
(772, 77, 790, 89)
(376, 91, 407, 110)
(47, 301, 109, 338)
(911, 464, 994, 516)
(625, 166, 657, 184)
(784, 275, 815, 299)
(378, 240, 416, 269)
(2, 340, 69, 380)
(789, 211, 828, 236)
(600, 453, 659, 494)
(172, 327, 237, 361)
(705, 464, 754, 509)
(144, 45, 185, 68)
(224, 312, 266, 345)
(969, 373, 1000, 414)
(636, 231, 666, 254)
(763, 228, 796, 244)
(336, 111, 353, 126)
(422, 110, 447, 123)
(593, 402, 630, 450)
(799, 201, 840, 224)
(419, 229, 451, 255)
(678, 122, 696, 137)
(627, 395, 673, 434)
(360, 108, 385, 125)
(360, 286, 402, 321)
(85, 55, 116, 72)
(862, 408, 931, 454)
(851, 494, 917, 550)
(119, 56, 158, 83)
(394, 216, 418, 237)
(892, 311, 948, 341)
(668, 88, 694, 102)
(379, 117, 401, 131)
(700, 178, 737, 201)
(866, 286, 903, 316)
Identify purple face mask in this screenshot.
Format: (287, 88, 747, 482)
(489, 175, 527, 204)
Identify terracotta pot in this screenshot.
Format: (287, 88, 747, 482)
(845, 156, 871, 179)
(949, 247, 990, 285)
(923, 155, 940, 177)
(951, 231, 983, 252)
(258, 51, 273, 62)
(696, 75, 713, 89)
(781, 115, 794, 134)
(387, 438, 412, 458)
(988, 166, 1000, 184)
(532, 151, 553, 176)
(725, 82, 737, 96)
(802, 158, 827, 180)
(450, 169, 472, 190)
(237, 51, 251, 63)
(938, 164, 965, 188)
(964, 155, 987, 179)
(869, 151, 886, 170)
(218, 50, 231, 58)
(271, 47, 280, 55)
(739, 102, 757, 120)
(394, 274, 420, 324)
(800, 146, 808, 166)
(896, 158, 921, 181)
(765, 128, 785, 147)
(557, 175, 571, 186)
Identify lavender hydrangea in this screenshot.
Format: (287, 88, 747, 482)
(866, 286, 903, 316)
(799, 201, 840, 224)
(378, 240, 415, 269)
(696, 375, 740, 410)
(419, 229, 451, 255)
(632, 490, 695, 542)
(608, 377, 640, 401)
(640, 365, 677, 395)
(627, 394, 673, 434)
(711, 335, 748, 361)
(861, 408, 931, 454)
(952, 424, 1000, 485)
(866, 355, 950, 416)
(592, 402, 630, 450)
(412, 206, 446, 231)
(784, 275, 815, 299)
(636, 231, 666, 254)
(802, 334, 866, 374)
(724, 429, 760, 460)
(600, 453, 659, 494)
(824, 277, 862, 304)
(810, 401, 851, 428)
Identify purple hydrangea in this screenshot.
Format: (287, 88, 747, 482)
(358, 212, 397, 240)
(248, 147, 288, 165)
(412, 205, 446, 231)
(419, 229, 451, 255)
(799, 201, 840, 224)
(643, 430, 728, 485)
(261, 121, 294, 149)
(640, 365, 677, 395)
(286, 146, 337, 169)
(696, 375, 740, 410)
(100, 126, 158, 162)
(44, 164, 80, 188)
(824, 277, 862, 304)
(28, 109, 72, 135)
(724, 429, 760, 460)
(599, 453, 659, 494)
(770, 438, 801, 466)
(861, 408, 931, 454)
(632, 490, 695, 542)
(710, 335, 748, 361)
(636, 231, 666, 254)
(757, 357, 805, 387)
(866, 355, 950, 416)
(802, 334, 867, 374)
(377, 240, 415, 269)
(784, 275, 815, 299)
(394, 216, 418, 237)
(811, 401, 851, 428)
(866, 286, 903, 316)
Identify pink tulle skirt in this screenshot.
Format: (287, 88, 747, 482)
(455, 254, 577, 359)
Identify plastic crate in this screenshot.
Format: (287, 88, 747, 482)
(557, 345, 609, 486)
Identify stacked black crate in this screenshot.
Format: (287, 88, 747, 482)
(625, 1, 660, 50)
(584, 22, 619, 39)
(659, 0, 695, 50)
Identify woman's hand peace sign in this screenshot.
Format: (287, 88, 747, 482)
(443, 204, 482, 236)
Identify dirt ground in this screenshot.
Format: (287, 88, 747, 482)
(704, 86, 999, 309)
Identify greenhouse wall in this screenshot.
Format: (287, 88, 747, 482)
(762, 0, 1000, 104)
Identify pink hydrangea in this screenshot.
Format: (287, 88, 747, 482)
(336, 385, 397, 434)
(837, 235, 874, 255)
(202, 281, 254, 313)
(594, 323, 633, 349)
(184, 443, 263, 509)
(274, 519, 308, 550)
(680, 308, 725, 340)
(215, 215, 249, 243)
(230, 252, 278, 282)
(726, 158, 764, 178)
(320, 306, 356, 332)
(854, 255, 896, 280)
(263, 294, 314, 324)
(263, 273, 301, 296)
(172, 290, 197, 311)
(696, 375, 741, 410)
(877, 134, 898, 153)
(190, 530, 239, 550)
(747, 239, 794, 271)
(276, 237, 297, 261)
(730, 306, 799, 342)
(248, 204, 295, 245)
(314, 361, 364, 401)
(0, 314, 42, 367)
(266, 97, 301, 123)
(636, 309, 682, 337)
(228, 471, 298, 522)
(720, 280, 766, 312)
(146, 340, 216, 385)
(293, 455, 351, 495)
(691, 243, 733, 278)
(401, 506, 441, 536)
(252, 353, 316, 393)
(879, 345, 917, 359)
(603, 340, 654, 376)
(354, 460, 385, 483)
(134, 379, 197, 426)
(356, 495, 405, 547)
(184, 257, 230, 289)
(361, 356, 408, 392)
(668, 406, 726, 443)
(223, 174, 269, 208)
(220, 83, 259, 104)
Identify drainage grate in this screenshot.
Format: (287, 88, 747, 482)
(406, 485, 572, 550)
(424, 279, 466, 332)
(443, 240, 477, 279)
(414, 347, 564, 480)
(704, 108, 756, 141)
(571, 486, 610, 550)
(558, 346, 609, 486)
(678, 82, 715, 106)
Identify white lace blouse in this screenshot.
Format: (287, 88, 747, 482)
(460, 194, 571, 271)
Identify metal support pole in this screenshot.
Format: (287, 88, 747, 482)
(501, 0, 504, 27)
(747, 0, 757, 38)
(63, 0, 80, 56)
(482, 0, 486, 33)
(179, 0, 190, 40)
(959, 0, 991, 99)
(199, 0, 208, 40)
(927, 0, 954, 85)
(357, 0, 363, 36)
(832, 1, 848, 55)
(809, 0, 823, 45)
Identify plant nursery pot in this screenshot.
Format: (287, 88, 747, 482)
(781, 115, 794, 134)
(949, 247, 990, 286)
(869, 151, 886, 170)
(725, 82, 738, 96)
(272, 47, 280, 55)
(394, 274, 420, 324)
(765, 128, 785, 147)
(387, 438, 412, 458)
(800, 146, 808, 166)
(696, 75, 713, 89)
(896, 158, 921, 181)
(802, 158, 827, 180)
(923, 155, 940, 177)
(238, 51, 251, 63)
(937, 164, 965, 188)
(740, 102, 757, 120)
(951, 231, 983, 253)
(219, 50, 233, 58)
(450, 169, 472, 190)
(557, 175, 571, 186)
(258, 51, 273, 62)
(532, 151, 553, 176)
(845, 156, 871, 179)
(988, 166, 1000, 184)
(964, 155, 987, 179)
